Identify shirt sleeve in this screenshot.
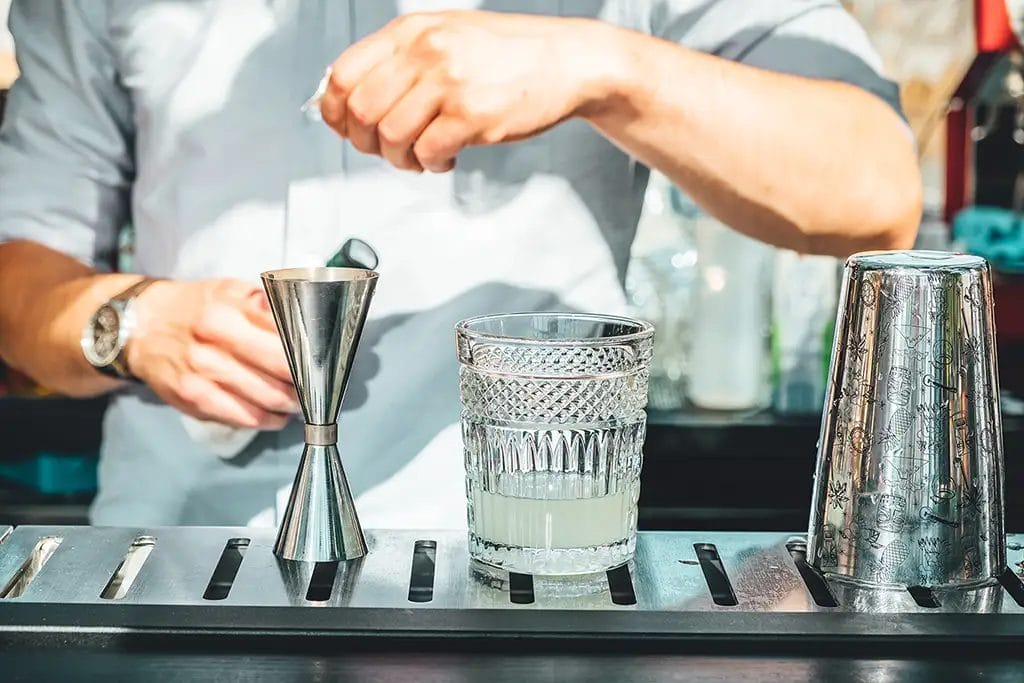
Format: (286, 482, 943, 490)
(647, 0, 904, 118)
(0, 0, 134, 268)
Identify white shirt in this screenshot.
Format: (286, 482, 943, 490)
(0, 0, 897, 527)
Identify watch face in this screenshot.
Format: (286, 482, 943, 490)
(85, 304, 122, 366)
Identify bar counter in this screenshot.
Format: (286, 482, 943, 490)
(3, 525, 1024, 682)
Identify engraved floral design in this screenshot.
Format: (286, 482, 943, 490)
(827, 481, 849, 511)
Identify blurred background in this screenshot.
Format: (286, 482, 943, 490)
(1, 0, 1022, 531)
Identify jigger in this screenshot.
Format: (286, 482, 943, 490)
(261, 267, 378, 562)
(807, 251, 1005, 588)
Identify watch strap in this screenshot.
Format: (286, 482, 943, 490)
(111, 277, 159, 305)
(95, 277, 159, 381)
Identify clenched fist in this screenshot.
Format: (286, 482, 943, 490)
(319, 11, 619, 172)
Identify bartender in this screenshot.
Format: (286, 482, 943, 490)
(0, 2, 919, 528)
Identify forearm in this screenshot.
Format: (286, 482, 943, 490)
(0, 240, 134, 396)
(581, 27, 922, 256)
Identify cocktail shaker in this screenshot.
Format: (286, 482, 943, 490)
(807, 251, 1005, 588)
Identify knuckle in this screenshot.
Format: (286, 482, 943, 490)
(347, 97, 377, 127)
(414, 25, 450, 55)
(399, 157, 423, 172)
(435, 60, 467, 87)
(183, 343, 208, 372)
(176, 373, 206, 411)
(454, 98, 492, 125)
(320, 101, 344, 128)
(349, 131, 377, 154)
(191, 309, 221, 341)
(377, 121, 408, 148)
(479, 127, 505, 145)
(412, 138, 437, 165)
(390, 155, 419, 172)
(329, 66, 358, 95)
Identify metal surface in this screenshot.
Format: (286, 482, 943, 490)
(3, 525, 1024, 642)
(809, 251, 1005, 588)
(261, 266, 377, 562)
(4, 649, 1024, 683)
(261, 267, 376, 428)
(303, 423, 337, 445)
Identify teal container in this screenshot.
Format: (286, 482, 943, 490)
(0, 452, 98, 495)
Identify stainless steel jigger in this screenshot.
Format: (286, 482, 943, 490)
(807, 251, 1005, 588)
(261, 267, 378, 562)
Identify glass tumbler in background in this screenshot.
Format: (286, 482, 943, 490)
(457, 313, 654, 576)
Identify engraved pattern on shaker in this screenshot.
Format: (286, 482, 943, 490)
(827, 481, 850, 511)
(882, 450, 928, 492)
(885, 367, 913, 407)
(930, 474, 957, 504)
(959, 483, 984, 519)
(919, 537, 952, 583)
(893, 319, 930, 356)
(964, 281, 985, 310)
(927, 272, 950, 319)
(923, 375, 956, 393)
(962, 334, 985, 364)
(962, 543, 982, 575)
(849, 426, 872, 458)
(821, 524, 839, 568)
(845, 524, 882, 551)
(875, 494, 908, 533)
(977, 427, 996, 459)
(872, 539, 910, 582)
(916, 403, 949, 454)
(859, 282, 877, 309)
(919, 506, 958, 528)
(849, 333, 870, 362)
(952, 410, 970, 464)
(881, 405, 916, 445)
(932, 339, 954, 370)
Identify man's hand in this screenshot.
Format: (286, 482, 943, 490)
(0, 242, 297, 429)
(127, 279, 299, 430)
(319, 11, 615, 173)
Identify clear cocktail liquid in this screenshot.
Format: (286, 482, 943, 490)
(464, 420, 644, 575)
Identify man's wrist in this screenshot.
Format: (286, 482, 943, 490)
(122, 279, 172, 383)
(569, 20, 647, 123)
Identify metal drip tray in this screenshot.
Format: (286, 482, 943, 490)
(3, 525, 1024, 645)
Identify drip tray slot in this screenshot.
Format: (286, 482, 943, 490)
(0, 526, 1023, 643)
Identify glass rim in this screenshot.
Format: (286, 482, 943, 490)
(456, 312, 654, 346)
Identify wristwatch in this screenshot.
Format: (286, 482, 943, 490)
(80, 278, 159, 381)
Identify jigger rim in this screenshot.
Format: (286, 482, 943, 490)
(261, 267, 379, 282)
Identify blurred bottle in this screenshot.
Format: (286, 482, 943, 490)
(770, 251, 839, 415)
(625, 173, 698, 411)
(687, 213, 773, 411)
